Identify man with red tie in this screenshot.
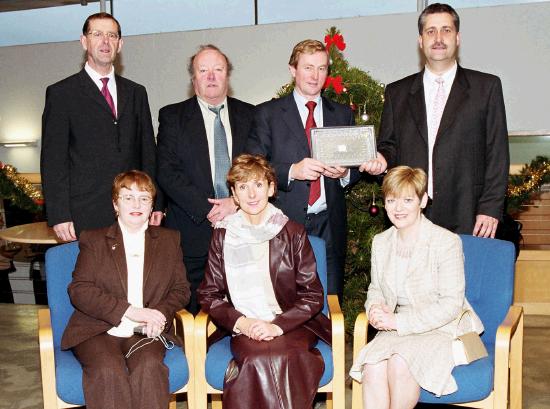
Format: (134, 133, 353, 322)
(41, 12, 161, 241)
(246, 39, 357, 301)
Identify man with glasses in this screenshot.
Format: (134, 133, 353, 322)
(41, 12, 161, 241)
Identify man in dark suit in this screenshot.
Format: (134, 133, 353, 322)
(156, 45, 254, 313)
(363, 3, 509, 238)
(41, 12, 162, 242)
(246, 39, 357, 301)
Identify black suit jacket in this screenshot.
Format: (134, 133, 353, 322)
(156, 96, 255, 258)
(61, 224, 190, 350)
(41, 69, 158, 235)
(246, 94, 355, 258)
(377, 66, 509, 234)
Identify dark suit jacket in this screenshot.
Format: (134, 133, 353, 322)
(156, 96, 255, 258)
(377, 66, 509, 234)
(41, 69, 158, 235)
(198, 220, 331, 345)
(246, 94, 356, 258)
(61, 223, 190, 350)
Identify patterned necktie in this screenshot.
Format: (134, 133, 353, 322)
(100, 77, 117, 118)
(209, 105, 230, 199)
(305, 101, 321, 205)
(428, 76, 445, 198)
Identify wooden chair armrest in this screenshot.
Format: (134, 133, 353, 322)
(38, 308, 58, 409)
(351, 311, 369, 409)
(494, 305, 524, 409)
(327, 295, 345, 409)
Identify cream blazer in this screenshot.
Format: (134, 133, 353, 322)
(366, 216, 484, 337)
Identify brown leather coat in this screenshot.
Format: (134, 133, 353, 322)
(61, 223, 190, 350)
(198, 220, 331, 345)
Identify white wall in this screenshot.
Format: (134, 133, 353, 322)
(0, 2, 549, 172)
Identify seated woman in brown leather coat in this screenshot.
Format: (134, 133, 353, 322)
(198, 154, 331, 409)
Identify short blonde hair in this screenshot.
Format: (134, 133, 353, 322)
(382, 166, 427, 200)
(288, 39, 327, 68)
(112, 170, 156, 202)
(227, 154, 277, 194)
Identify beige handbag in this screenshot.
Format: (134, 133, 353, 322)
(452, 310, 488, 366)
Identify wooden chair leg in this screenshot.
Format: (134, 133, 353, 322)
(211, 394, 223, 409)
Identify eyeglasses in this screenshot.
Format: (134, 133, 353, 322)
(87, 30, 120, 40)
(118, 194, 153, 205)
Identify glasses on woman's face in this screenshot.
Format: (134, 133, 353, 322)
(118, 194, 153, 205)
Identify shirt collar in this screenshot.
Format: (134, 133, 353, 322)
(423, 62, 457, 84)
(197, 95, 228, 112)
(85, 62, 115, 84)
(292, 90, 321, 108)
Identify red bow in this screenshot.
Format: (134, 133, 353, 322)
(324, 34, 346, 51)
(323, 75, 344, 94)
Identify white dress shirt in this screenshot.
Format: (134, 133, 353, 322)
(423, 62, 457, 197)
(197, 96, 234, 186)
(84, 62, 118, 113)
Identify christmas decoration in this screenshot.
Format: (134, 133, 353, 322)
(276, 26, 385, 130)
(0, 162, 44, 214)
(368, 192, 380, 216)
(507, 156, 550, 214)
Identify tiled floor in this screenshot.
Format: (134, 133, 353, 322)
(0, 303, 548, 408)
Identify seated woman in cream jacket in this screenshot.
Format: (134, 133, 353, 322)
(350, 166, 484, 409)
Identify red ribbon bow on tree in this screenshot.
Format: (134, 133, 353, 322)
(324, 34, 346, 51)
(323, 75, 344, 94)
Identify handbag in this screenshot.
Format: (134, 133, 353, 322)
(452, 310, 488, 366)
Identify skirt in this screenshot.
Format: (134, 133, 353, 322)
(223, 327, 324, 409)
(349, 329, 457, 397)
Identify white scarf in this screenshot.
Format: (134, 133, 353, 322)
(216, 203, 288, 321)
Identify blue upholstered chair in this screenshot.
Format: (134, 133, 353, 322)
(38, 241, 194, 409)
(352, 235, 524, 409)
(195, 236, 345, 409)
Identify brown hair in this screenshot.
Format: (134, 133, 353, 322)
(418, 3, 460, 34)
(227, 154, 277, 194)
(382, 166, 427, 200)
(288, 39, 327, 68)
(111, 170, 156, 202)
(82, 12, 122, 38)
(187, 44, 234, 80)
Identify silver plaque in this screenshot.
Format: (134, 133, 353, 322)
(310, 125, 376, 167)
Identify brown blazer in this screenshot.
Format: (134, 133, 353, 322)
(198, 220, 332, 345)
(61, 223, 190, 350)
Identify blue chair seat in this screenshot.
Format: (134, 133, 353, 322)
(204, 336, 333, 390)
(419, 348, 494, 403)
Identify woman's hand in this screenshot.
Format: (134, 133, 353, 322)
(125, 306, 167, 338)
(369, 304, 397, 331)
(236, 317, 283, 341)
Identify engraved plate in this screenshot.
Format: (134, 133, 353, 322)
(310, 125, 376, 167)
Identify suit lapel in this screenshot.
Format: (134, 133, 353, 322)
(105, 224, 128, 294)
(228, 98, 246, 157)
(143, 227, 159, 290)
(321, 96, 338, 127)
(407, 71, 429, 146)
(268, 235, 286, 289)
(188, 97, 214, 190)
(114, 74, 128, 120)
(78, 69, 118, 118)
(281, 95, 310, 155)
(436, 66, 469, 142)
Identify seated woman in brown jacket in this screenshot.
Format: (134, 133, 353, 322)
(61, 170, 190, 409)
(198, 154, 331, 409)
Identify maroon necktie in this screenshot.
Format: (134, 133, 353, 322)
(100, 77, 117, 118)
(305, 101, 321, 205)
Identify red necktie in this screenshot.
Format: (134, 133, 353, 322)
(100, 77, 117, 118)
(305, 101, 321, 205)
